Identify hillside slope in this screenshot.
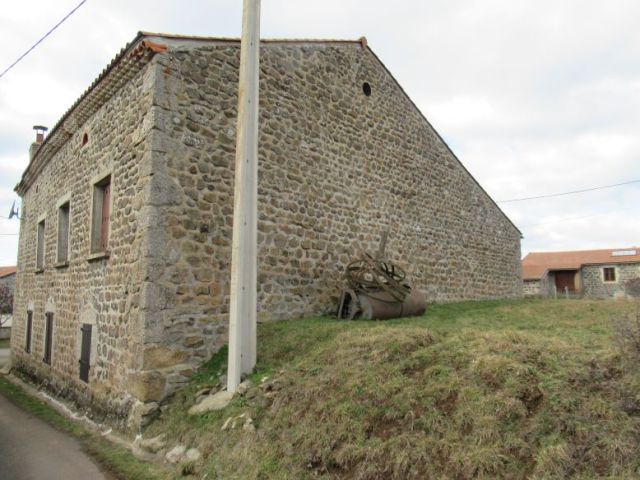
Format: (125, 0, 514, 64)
(145, 300, 640, 479)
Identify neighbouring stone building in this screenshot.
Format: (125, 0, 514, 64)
(0, 266, 16, 339)
(0, 265, 17, 294)
(11, 32, 522, 428)
(522, 248, 640, 298)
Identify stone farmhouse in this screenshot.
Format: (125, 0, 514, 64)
(11, 32, 522, 427)
(522, 247, 640, 298)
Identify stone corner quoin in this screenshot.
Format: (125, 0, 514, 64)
(10, 33, 523, 428)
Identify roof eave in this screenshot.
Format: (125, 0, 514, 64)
(14, 32, 368, 197)
(15, 31, 160, 196)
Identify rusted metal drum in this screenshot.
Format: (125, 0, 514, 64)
(337, 288, 426, 320)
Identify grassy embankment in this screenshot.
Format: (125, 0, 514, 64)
(146, 299, 640, 479)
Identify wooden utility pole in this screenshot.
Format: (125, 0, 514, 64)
(227, 0, 261, 393)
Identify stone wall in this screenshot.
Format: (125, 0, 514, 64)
(523, 272, 557, 298)
(137, 38, 522, 397)
(545, 272, 557, 297)
(582, 263, 640, 298)
(11, 60, 158, 428)
(523, 280, 540, 297)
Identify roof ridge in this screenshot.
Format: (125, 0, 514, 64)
(139, 31, 366, 45)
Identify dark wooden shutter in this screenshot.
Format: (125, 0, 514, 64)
(79, 324, 92, 383)
(25, 311, 32, 353)
(100, 182, 110, 250)
(43, 313, 53, 365)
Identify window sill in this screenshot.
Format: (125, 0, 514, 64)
(87, 251, 110, 262)
(54, 261, 69, 269)
(34, 268, 44, 274)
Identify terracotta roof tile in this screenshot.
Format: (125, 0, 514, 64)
(0, 266, 16, 278)
(522, 248, 640, 280)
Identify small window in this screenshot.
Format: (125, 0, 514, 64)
(57, 202, 70, 263)
(43, 312, 54, 365)
(79, 323, 92, 383)
(82, 132, 89, 147)
(603, 267, 616, 282)
(25, 311, 33, 353)
(36, 219, 46, 269)
(91, 175, 111, 253)
(362, 82, 372, 96)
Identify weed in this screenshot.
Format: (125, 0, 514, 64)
(623, 278, 640, 298)
(613, 311, 640, 363)
(180, 461, 196, 476)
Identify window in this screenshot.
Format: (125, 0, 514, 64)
(91, 175, 111, 253)
(79, 323, 92, 383)
(36, 219, 45, 269)
(25, 311, 32, 353)
(57, 201, 70, 263)
(43, 312, 54, 365)
(603, 267, 616, 282)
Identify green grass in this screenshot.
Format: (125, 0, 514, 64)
(0, 338, 10, 348)
(0, 375, 167, 480)
(146, 299, 640, 479)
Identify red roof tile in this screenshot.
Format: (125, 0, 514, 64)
(522, 248, 640, 280)
(0, 266, 16, 278)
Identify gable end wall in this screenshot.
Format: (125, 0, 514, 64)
(137, 41, 522, 398)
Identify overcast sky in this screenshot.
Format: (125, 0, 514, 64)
(1, 0, 639, 266)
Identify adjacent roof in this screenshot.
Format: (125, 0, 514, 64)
(522, 248, 640, 280)
(0, 266, 16, 278)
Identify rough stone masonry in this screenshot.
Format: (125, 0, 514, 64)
(11, 33, 522, 428)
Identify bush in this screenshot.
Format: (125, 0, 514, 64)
(613, 311, 640, 363)
(0, 284, 13, 315)
(623, 277, 640, 298)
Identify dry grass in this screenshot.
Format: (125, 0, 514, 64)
(146, 299, 640, 479)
